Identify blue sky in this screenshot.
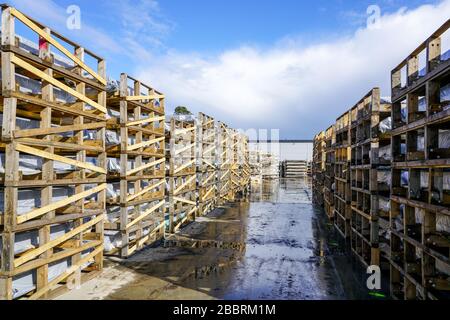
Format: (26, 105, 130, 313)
(8, 0, 450, 139)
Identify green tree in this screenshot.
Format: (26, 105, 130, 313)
(174, 106, 192, 115)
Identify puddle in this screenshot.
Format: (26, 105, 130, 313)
(62, 178, 389, 300)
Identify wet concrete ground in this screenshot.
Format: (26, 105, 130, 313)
(59, 178, 384, 300)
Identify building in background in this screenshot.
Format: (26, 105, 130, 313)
(249, 140, 313, 161)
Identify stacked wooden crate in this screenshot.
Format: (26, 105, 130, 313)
(166, 115, 197, 233)
(335, 111, 352, 239)
(324, 125, 336, 220)
(0, 5, 106, 299)
(312, 132, 326, 206)
(196, 113, 217, 217)
(229, 128, 240, 201)
(217, 122, 232, 204)
(104, 73, 165, 258)
(349, 88, 392, 267)
(239, 133, 251, 197)
(389, 20, 450, 300)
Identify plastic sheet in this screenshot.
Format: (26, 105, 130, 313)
(378, 170, 391, 187)
(379, 117, 391, 133)
(441, 83, 450, 102)
(378, 197, 390, 212)
(378, 144, 391, 161)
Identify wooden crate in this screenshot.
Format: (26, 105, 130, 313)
(196, 112, 217, 216)
(324, 125, 335, 220)
(349, 88, 392, 268)
(104, 73, 165, 258)
(239, 133, 251, 197)
(229, 128, 241, 200)
(217, 122, 233, 204)
(390, 20, 450, 300)
(0, 5, 106, 299)
(334, 110, 352, 239)
(167, 115, 197, 233)
(312, 131, 326, 206)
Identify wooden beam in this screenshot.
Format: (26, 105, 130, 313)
(16, 184, 107, 224)
(14, 122, 106, 138)
(126, 158, 165, 176)
(127, 136, 165, 151)
(10, 55, 107, 113)
(174, 175, 196, 195)
(126, 200, 165, 230)
(14, 215, 105, 267)
(15, 144, 106, 174)
(28, 246, 103, 300)
(9, 7, 106, 85)
(126, 180, 165, 202)
(173, 196, 196, 206)
(125, 94, 165, 101)
(125, 116, 165, 127)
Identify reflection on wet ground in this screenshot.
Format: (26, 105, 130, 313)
(182, 178, 378, 300)
(60, 178, 386, 300)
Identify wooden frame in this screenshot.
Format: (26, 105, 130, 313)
(239, 133, 251, 197)
(104, 73, 165, 258)
(196, 113, 218, 216)
(167, 115, 197, 233)
(389, 21, 450, 300)
(334, 110, 352, 239)
(323, 125, 336, 220)
(0, 5, 106, 300)
(217, 122, 233, 204)
(349, 88, 392, 268)
(312, 131, 326, 206)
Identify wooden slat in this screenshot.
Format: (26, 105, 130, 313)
(125, 116, 165, 127)
(175, 127, 195, 135)
(10, 55, 107, 113)
(126, 200, 165, 230)
(17, 138, 103, 152)
(173, 196, 196, 206)
(125, 94, 164, 101)
(126, 180, 165, 202)
(14, 214, 105, 267)
(175, 143, 195, 155)
(28, 246, 103, 300)
(14, 122, 106, 138)
(15, 144, 106, 174)
(9, 7, 106, 85)
(16, 184, 107, 224)
(174, 175, 196, 195)
(174, 159, 195, 174)
(126, 158, 165, 176)
(128, 136, 165, 151)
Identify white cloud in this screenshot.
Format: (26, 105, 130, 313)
(134, 0, 450, 138)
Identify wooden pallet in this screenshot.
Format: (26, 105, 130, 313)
(390, 20, 450, 300)
(196, 113, 217, 217)
(167, 116, 197, 233)
(334, 110, 352, 239)
(0, 5, 106, 299)
(349, 88, 392, 268)
(324, 125, 335, 220)
(104, 73, 165, 258)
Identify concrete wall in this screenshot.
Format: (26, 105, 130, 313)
(249, 141, 313, 161)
